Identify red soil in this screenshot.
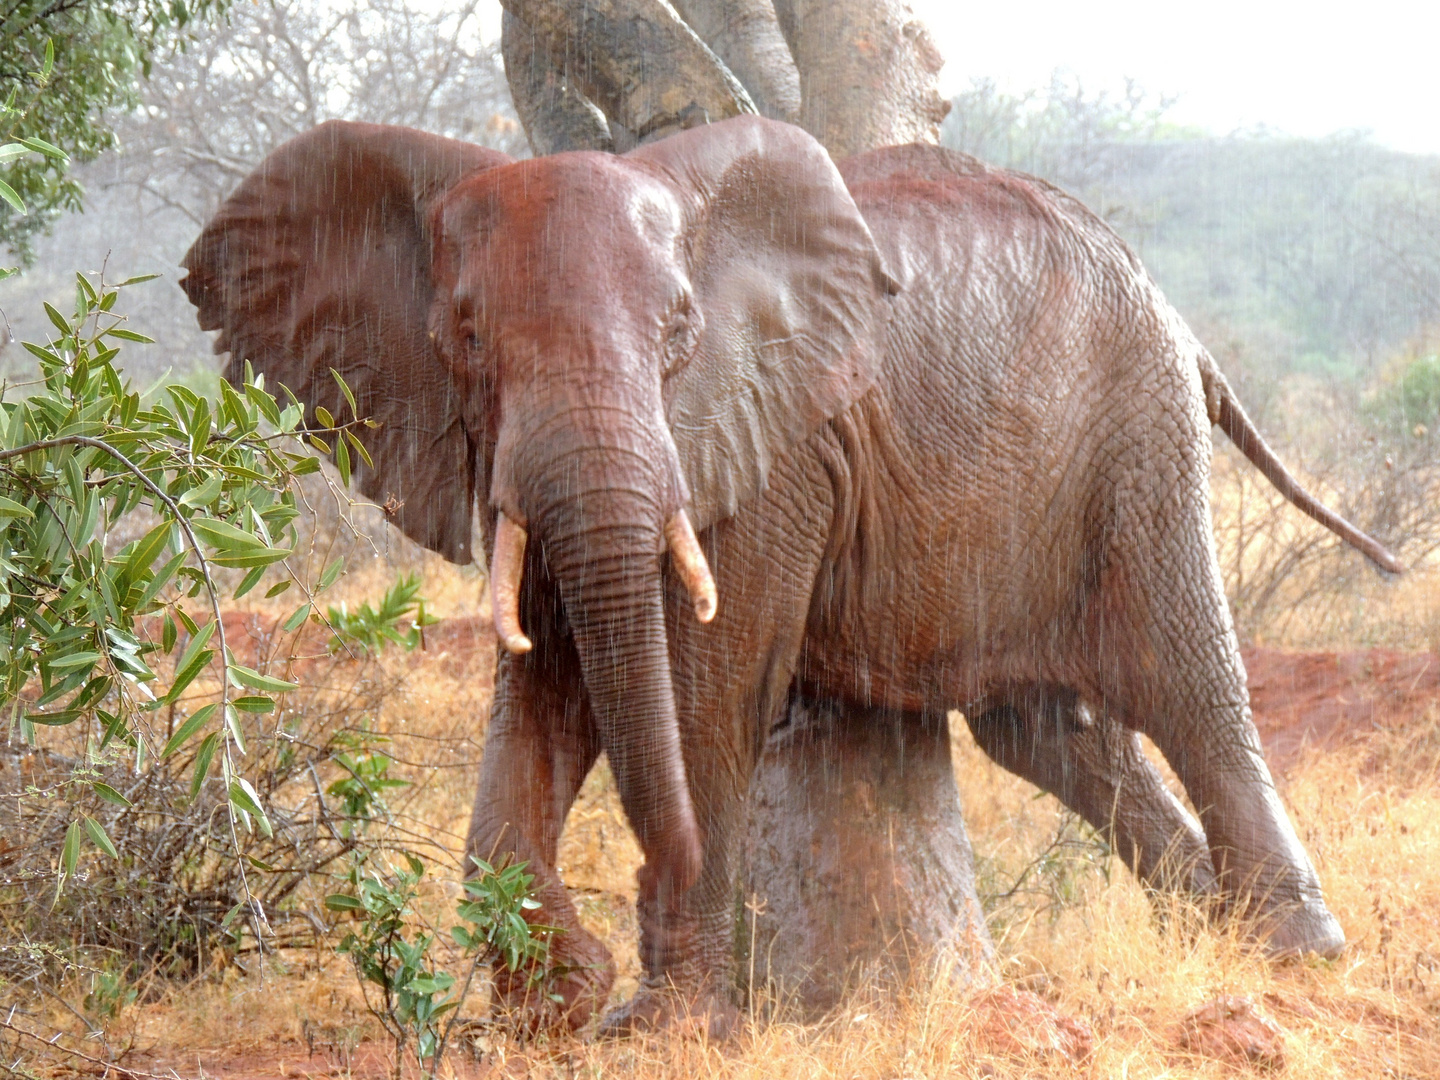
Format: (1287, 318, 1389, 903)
(1243, 646, 1440, 773)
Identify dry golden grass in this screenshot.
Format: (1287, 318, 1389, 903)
(79, 580, 1438, 1079)
(1210, 446, 1440, 650)
(15, 495, 1440, 1077)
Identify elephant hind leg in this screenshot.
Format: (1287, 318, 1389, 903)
(964, 683, 1217, 901)
(1094, 511, 1345, 959)
(466, 648, 615, 1032)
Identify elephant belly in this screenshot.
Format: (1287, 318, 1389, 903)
(799, 484, 1102, 716)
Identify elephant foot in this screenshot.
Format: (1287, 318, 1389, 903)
(1244, 897, 1346, 961)
(491, 924, 617, 1034)
(597, 978, 740, 1041)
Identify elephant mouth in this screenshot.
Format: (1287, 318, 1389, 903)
(489, 508, 717, 655)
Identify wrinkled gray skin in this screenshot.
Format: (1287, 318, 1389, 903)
(183, 118, 1395, 1037)
(498, 0, 1229, 1021)
(497, 0, 1213, 932)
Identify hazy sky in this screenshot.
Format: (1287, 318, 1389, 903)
(910, 0, 1440, 154)
(478, 1, 1438, 155)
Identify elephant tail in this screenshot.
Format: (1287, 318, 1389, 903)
(1200, 354, 1404, 575)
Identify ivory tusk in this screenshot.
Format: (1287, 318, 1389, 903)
(491, 513, 533, 654)
(665, 510, 718, 624)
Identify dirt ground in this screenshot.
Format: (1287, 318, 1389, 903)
(1245, 646, 1440, 774)
(42, 628, 1440, 1079)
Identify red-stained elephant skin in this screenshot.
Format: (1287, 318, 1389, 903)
(183, 119, 1363, 1037)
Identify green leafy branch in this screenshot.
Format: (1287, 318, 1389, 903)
(0, 271, 364, 915)
(325, 572, 438, 656)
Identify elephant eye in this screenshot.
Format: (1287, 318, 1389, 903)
(665, 290, 697, 340)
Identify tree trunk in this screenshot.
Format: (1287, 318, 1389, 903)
(500, 0, 946, 161)
(499, 0, 756, 148)
(494, 0, 986, 1015)
(669, 0, 802, 123)
(501, 12, 615, 154)
(770, 0, 949, 157)
(741, 696, 993, 1017)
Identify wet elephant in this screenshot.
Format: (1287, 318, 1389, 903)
(182, 117, 1398, 1037)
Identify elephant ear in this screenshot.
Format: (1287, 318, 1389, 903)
(629, 115, 897, 530)
(180, 121, 511, 562)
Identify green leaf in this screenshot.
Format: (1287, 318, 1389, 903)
(162, 702, 218, 758)
(190, 733, 219, 799)
(48, 650, 101, 671)
(264, 580, 292, 598)
(17, 136, 68, 162)
(280, 603, 310, 633)
(334, 434, 351, 486)
(314, 405, 335, 429)
(105, 329, 156, 344)
(343, 428, 374, 470)
(228, 777, 273, 838)
(330, 369, 358, 417)
(317, 558, 344, 592)
(177, 472, 223, 509)
(221, 901, 248, 931)
(325, 894, 364, 912)
(43, 302, 71, 335)
(190, 516, 264, 552)
(230, 695, 274, 713)
(231, 564, 267, 600)
(227, 664, 298, 693)
(163, 645, 214, 704)
(123, 520, 172, 580)
(91, 782, 132, 807)
(61, 819, 82, 878)
(137, 550, 186, 611)
(0, 495, 34, 519)
(83, 816, 118, 859)
(209, 546, 291, 569)
(174, 619, 216, 672)
(224, 704, 247, 756)
(118, 273, 162, 286)
(26, 709, 82, 726)
(0, 178, 24, 214)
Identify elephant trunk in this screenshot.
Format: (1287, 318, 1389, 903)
(490, 406, 708, 900)
(544, 497, 704, 899)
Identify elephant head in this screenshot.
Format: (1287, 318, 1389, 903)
(181, 115, 896, 899)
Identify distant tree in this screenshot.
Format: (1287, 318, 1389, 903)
(940, 74, 1184, 224)
(1364, 162, 1440, 333)
(0, 0, 525, 381)
(0, 0, 230, 262)
(108, 0, 526, 227)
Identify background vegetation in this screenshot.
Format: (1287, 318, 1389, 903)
(1, 3, 1438, 1076)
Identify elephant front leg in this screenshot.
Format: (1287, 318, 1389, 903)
(965, 684, 1217, 901)
(465, 648, 615, 1032)
(600, 468, 832, 1039)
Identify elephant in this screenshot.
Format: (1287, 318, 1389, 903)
(181, 116, 1400, 1036)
